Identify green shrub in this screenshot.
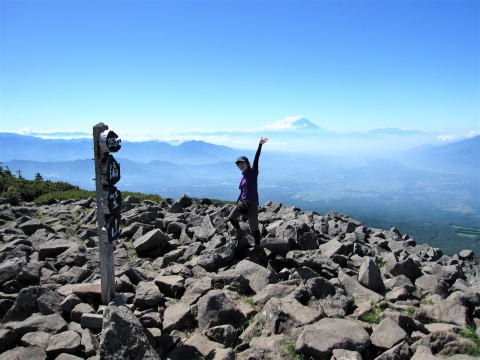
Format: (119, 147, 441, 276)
(460, 326, 480, 356)
(3, 185, 21, 205)
(122, 191, 162, 203)
(360, 306, 383, 324)
(282, 341, 305, 360)
(0, 175, 80, 202)
(401, 307, 417, 317)
(33, 190, 95, 205)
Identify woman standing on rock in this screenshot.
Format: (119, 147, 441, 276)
(227, 136, 269, 249)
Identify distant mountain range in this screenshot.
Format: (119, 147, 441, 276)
(397, 135, 480, 174)
(1, 132, 478, 255)
(0, 133, 239, 164)
(4, 116, 462, 154)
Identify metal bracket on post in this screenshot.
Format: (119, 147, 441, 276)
(93, 123, 122, 305)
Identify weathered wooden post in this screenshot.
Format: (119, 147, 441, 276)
(92, 123, 122, 304)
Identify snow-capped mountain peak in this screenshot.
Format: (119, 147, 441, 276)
(263, 116, 321, 130)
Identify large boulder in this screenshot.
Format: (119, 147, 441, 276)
(5, 313, 68, 336)
(295, 318, 371, 359)
(195, 215, 217, 240)
(99, 305, 160, 360)
(0, 346, 47, 360)
(414, 300, 470, 327)
(0, 256, 27, 285)
(133, 281, 163, 308)
(370, 318, 407, 349)
(19, 219, 53, 236)
(261, 297, 323, 336)
(358, 257, 385, 294)
(233, 259, 279, 293)
(133, 229, 169, 257)
(45, 330, 81, 356)
(38, 239, 75, 260)
(385, 258, 422, 282)
(2, 286, 57, 322)
(338, 271, 383, 305)
(196, 289, 246, 329)
(162, 302, 193, 333)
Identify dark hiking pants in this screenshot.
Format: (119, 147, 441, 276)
(227, 199, 259, 234)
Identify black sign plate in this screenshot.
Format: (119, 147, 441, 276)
(102, 186, 122, 215)
(99, 130, 121, 153)
(100, 154, 121, 186)
(105, 212, 121, 242)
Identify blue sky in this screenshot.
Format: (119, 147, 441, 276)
(1, 0, 478, 138)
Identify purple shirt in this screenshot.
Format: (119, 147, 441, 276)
(239, 167, 259, 204)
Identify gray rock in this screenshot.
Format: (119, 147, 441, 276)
(133, 229, 169, 255)
(458, 249, 475, 260)
(197, 239, 238, 272)
(252, 283, 297, 307)
(195, 215, 217, 240)
(162, 302, 193, 333)
(295, 318, 370, 359)
(358, 257, 385, 293)
(2, 286, 53, 322)
(196, 289, 246, 329)
(81, 327, 98, 357)
(410, 345, 439, 360)
(286, 250, 339, 277)
(38, 239, 75, 260)
(60, 294, 82, 313)
(166, 333, 224, 360)
(45, 330, 81, 355)
(261, 297, 323, 336)
(415, 274, 448, 298)
(19, 219, 52, 236)
(260, 237, 290, 255)
(414, 300, 470, 327)
(370, 318, 407, 349)
(0, 346, 47, 360)
(5, 313, 68, 336)
(385, 258, 422, 282)
(385, 284, 416, 301)
(99, 305, 160, 360)
(154, 275, 184, 297)
(319, 239, 351, 257)
(0, 256, 27, 285)
(338, 271, 383, 305)
(374, 341, 410, 360)
(37, 291, 64, 315)
(134, 281, 163, 308)
(233, 259, 279, 293)
(205, 324, 238, 348)
(20, 330, 51, 348)
(176, 194, 193, 208)
(70, 303, 94, 323)
(80, 313, 103, 330)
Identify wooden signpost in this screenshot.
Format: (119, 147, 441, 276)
(92, 123, 122, 304)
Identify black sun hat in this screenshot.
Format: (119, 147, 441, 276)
(235, 156, 249, 165)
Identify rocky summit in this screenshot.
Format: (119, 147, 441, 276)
(0, 194, 479, 360)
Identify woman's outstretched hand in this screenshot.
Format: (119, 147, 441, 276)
(259, 137, 269, 145)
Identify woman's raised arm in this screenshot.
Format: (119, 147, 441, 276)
(253, 137, 268, 170)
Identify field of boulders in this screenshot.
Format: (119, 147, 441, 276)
(0, 194, 479, 360)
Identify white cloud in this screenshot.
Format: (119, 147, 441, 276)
(437, 129, 480, 142)
(2, 127, 90, 139)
